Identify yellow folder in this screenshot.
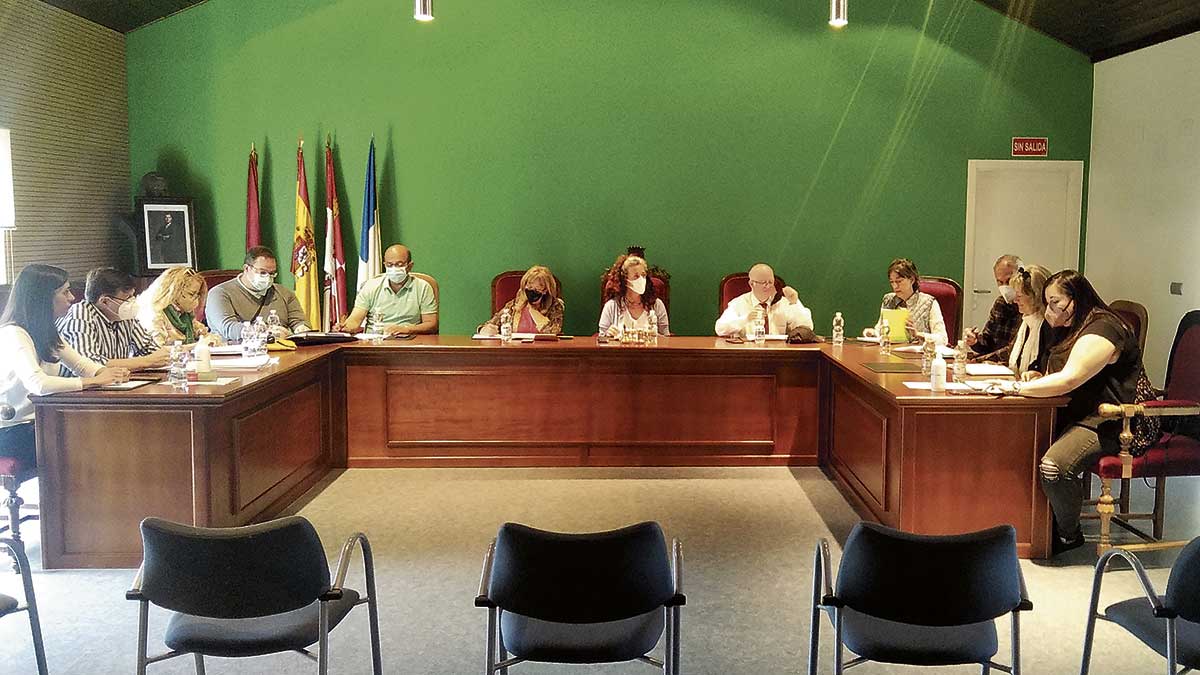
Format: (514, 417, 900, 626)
(880, 308, 910, 342)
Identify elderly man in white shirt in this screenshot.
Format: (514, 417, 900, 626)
(715, 263, 813, 337)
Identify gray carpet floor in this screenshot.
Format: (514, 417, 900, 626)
(0, 467, 1192, 674)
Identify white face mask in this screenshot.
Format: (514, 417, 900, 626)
(998, 285, 1017, 303)
(248, 272, 273, 293)
(385, 267, 408, 284)
(628, 276, 647, 295)
(116, 298, 139, 321)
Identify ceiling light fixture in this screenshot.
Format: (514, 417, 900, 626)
(829, 0, 847, 28)
(414, 0, 433, 22)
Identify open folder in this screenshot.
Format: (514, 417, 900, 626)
(879, 308, 909, 342)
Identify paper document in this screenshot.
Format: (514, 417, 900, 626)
(903, 381, 971, 391)
(879, 308, 910, 342)
(209, 355, 273, 370)
(99, 380, 155, 391)
(209, 345, 243, 355)
(965, 364, 1014, 376)
(894, 344, 957, 358)
(188, 377, 240, 386)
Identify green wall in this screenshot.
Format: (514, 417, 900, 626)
(126, 0, 1092, 336)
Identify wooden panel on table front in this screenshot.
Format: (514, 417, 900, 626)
(588, 374, 773, 444)
(830, 378, 892, 518)
(53, 409, 195, 558)
(232, 381, 325, 512)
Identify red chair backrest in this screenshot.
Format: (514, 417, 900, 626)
(196, 269, 240, 325)
(718, 272, 787, 312)
(1166, 310, 1200, 403)
(492, 270, 562, 315)
(920, 276, 962, 342)
(599, 276, 670, 311)
(1110, 300, 1149, 354)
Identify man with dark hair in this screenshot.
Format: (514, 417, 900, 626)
(204, 246, 311, 342)
(56, 267, 169, 374)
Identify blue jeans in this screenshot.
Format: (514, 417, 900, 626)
(1039, 415, 1120, 538)
(0, 422, 37, 472)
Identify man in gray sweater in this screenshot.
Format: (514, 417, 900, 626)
(205, 246, 311, 342)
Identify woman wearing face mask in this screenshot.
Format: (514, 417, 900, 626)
(970, 265, 1051, 375)
(999, 269, 1148, 554)
(2, 264, 130, 471)
(598, 255, 670, 337)
(138, 266, 221, 346)
(862, 258, 948, 344)
(478, 265, 564, 335)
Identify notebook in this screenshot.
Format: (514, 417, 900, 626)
(879, 308, 910, 342)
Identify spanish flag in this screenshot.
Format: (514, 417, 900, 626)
(291, 139, 320, 328)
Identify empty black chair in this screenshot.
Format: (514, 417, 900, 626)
(1, 536, 48, 674)
(126, 516, 382, 675)
(1081, 536, 1200, 674)
(475, 521, 684, 674)
(810, 522, 1031, 674)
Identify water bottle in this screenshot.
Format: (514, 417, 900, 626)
(921, 335, 935, 375)
(647, 310, 659, 346)
(168, 341, 188, 390)
(499, 308, 512, 344)
(930, 349, 948, 392)
(252, 316, 268, 356)
(879, 319, 892, 356)
(193, 338, 212, 380)
(266, 309, 281, 335)
(954, 339, 969, 381)
(752, 308, 766, 345)
(832, 312, 845, 347)
(240, 321, 255, 358)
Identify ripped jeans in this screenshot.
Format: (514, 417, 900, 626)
(1040, 415, 1121, 538)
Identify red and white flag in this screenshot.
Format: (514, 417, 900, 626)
(322, 139, 348, 330)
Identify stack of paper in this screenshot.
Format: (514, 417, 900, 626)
(210, 355, 273, 370)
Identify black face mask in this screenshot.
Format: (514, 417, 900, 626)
(525, 289, 545, 304)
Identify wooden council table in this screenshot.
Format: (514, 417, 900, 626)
(31, 336, 1063, 567)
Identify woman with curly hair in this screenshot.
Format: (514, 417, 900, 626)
(598, 254, 669, 337)
(137, 266, 221, 346)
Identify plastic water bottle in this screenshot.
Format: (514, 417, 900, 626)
(647, 310, 659, 345)
(752, 308, 766, 345)
(879, 319, 892, 356)
(240, 321, 255, 358)
(266, 309, 281, 335)
(954, 339, 969, 381)
(921, 335, 935, 375)
(168, 341, 188, 390)
(832, 312, 845, 347)
(930, 349, 948, 392)
(252, 317, 268, 356)
(499, 308, 512, 344)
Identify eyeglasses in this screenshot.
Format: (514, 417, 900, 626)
(748, 279, 774, 287)
(248, 267, 278, 278)
(383, 262, 410, 269)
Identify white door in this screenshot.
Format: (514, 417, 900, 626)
(963, 160, 1084, 333)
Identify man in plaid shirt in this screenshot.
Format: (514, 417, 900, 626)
(965, 255, 1023, 356)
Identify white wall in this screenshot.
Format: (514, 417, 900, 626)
(1086, 32, 1200, 383)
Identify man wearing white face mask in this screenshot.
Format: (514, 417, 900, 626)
(57, 267, 169, 374)
(715, 263, 812, 337)
(205, 246, 311, 342)
(965, 254, 1023, 354)
(336, 244, 438, 335)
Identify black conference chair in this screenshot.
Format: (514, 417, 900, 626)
(475, 521, 684, 674)
(1081, 537, 1200, 674)
(810, 523, 1031, 675)
(1, 536, 48, 675)
(126, 516, 382, 675)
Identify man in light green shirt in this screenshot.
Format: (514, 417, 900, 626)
(337, 244, 438, 335)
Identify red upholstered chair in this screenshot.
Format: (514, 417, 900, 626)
(717, 272, 787, 313)
(599, 275, 670, 311)
(1110, 300, 1149, 354)
(1087, 310, 1200, 554)
(492, 270, 563, 316)
(919, 276, 962, 342)
(0, 405, 37, 552)
(195, 269, 240, 325)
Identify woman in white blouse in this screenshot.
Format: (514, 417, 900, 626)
(972, 264, 1052, 375)
(1, 264, 128, 468)
(598, 255, 670, 337)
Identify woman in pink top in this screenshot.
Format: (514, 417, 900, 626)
(479, 265, 564, 336)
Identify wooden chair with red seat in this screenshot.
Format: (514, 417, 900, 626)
(1087, 309, 1200, 554)
(0, 404, 37, 557)
(717, 272, 787, 313)
(492, 270, 562, 316)
(918, 276, 962, 343)
(195, 269, 240, 325)
(410, 272, 439, 333)
(1110, 300, 1149, 354)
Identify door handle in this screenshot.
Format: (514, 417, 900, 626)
(972, 289, 992, 294)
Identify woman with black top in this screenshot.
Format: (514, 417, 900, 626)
(1000, 269, 1146, 554)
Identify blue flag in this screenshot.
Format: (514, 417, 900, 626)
(356, 138, 381, 292)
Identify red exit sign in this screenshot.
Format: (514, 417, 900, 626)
(1012, 137, 1048, 157)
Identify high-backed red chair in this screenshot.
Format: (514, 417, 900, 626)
(1087, 309, 1200, 554)
(717, 272, 787, 313)
(919, 276, 962, 343)
(1110, 300, 1149, 354)
(196, 269, 240, 325)
(599, 275, 670, 311)
(491, 270, 562, 316)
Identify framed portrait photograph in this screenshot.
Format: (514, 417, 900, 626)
(135, 198, 196, 273)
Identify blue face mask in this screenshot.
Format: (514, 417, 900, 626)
(385, 267, 408, 284)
